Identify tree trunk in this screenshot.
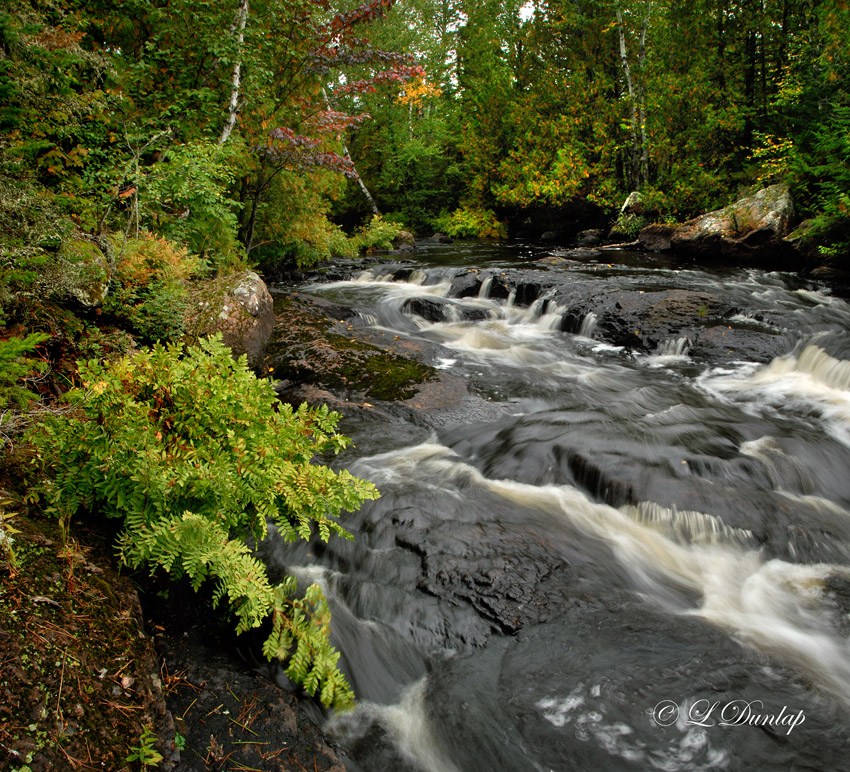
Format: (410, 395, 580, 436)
(637, 1, 651, 187)
(321, 87, 380, 215)
(219, 0, 249, 146)
(616, 2, 652, 189)
(345, 140, 380, 216)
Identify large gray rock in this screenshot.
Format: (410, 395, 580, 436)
(186, 271, 274, 368)
(638, 184, 797, 262)
(48, 238, 110, 307)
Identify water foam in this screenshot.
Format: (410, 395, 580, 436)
(357, 442, 850, 703)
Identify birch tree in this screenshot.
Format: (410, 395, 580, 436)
(615, 0, 651, 189)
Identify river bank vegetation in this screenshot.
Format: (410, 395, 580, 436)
(1, 0, 849, 767)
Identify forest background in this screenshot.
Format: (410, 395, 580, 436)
(0, 0, 849, 764)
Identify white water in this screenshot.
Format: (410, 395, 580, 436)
(290, 257, 850, 771)
(356, 441, 850, 703)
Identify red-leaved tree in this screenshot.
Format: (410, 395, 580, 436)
(228, 0, 424, 251)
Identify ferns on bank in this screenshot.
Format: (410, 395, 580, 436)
(26, 334, 378, 710)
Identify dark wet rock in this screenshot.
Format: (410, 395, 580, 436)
(537, 248, 602, 266)
(690, 324, 792, 363)
(154, 632, 346, 772)
(402, 297, 453, 322)
(638, 184, 799, 264)
(638, 223, 677, 252)
(405, 524, 570, 635)
(557, 288, 727, 351)
(811, 265, 850, 282)
(514, 280, 552, 306)
(449, 271, 484, 298)
(576, 228, 604, 247)
(448, 270, 511, 300)
(429, 232, 454, 243)
(185, 271, 274, 368)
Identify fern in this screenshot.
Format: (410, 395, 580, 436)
(26, 334, 378, 710)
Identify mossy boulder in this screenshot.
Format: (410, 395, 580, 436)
(185, 271, 274, 368)
(638, 184, 798, 264)
(49, 237, 110, 307)
(266, 293, 437, 401)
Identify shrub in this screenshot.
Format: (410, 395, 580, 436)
(0, 332, 49, 410)
(103, 233, 199, 343)
(350, 214, 404, 252)
(434, 206, 507, 239)
(26, 335, 379, 710)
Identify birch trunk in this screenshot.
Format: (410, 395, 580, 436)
(616, 3, 651, 188)
(219, 0, 249, 146)
(321, 87, 380, 215)
(637, 1, 651, 186)
(616, 7, 640, 187)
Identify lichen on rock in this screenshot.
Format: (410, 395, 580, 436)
(184, 270, 274, 368)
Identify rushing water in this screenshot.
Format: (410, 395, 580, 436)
(263, 243, 850, 771)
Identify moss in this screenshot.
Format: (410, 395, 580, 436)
(267, 294, 437, 401)
(59, 238, 103, 266)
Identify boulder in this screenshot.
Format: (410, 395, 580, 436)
(50, 238, 110, 307)
(576, 228, 605, 247)
(636, 223, 677, 252)
(638, 184, 798, 262)
(393, 230, 416, 248)
(448, 270, 510, 300)
(402, 296, 453, 323)
(186, 271, 274, 369)
(556, 287, 727, 351)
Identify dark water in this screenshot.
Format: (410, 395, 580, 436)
(263, 243, 850, 771)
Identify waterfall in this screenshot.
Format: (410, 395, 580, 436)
(578, 312, 598, 339)
(655, 337, 691, 357)
(765, 344, 850, 392)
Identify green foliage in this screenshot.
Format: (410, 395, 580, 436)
(435, 206, 507, 239)
(0, 494, 21, 574)
(125, 726, 163, 769)
(610, 213, 647, 241)
(26, 335, 378, 709)
(104, 279, 188, 344)
(140, 139, 245, 271)
(0, 333, 49, 410)
(102, 233, 199, 343)
(350, 215, 405, 252)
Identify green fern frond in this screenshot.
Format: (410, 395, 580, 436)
(25, 334, 374, 710)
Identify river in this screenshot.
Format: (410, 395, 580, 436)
(263, 242, 850, 772)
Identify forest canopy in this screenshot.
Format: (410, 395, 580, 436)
(0, 0, 848, 298)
